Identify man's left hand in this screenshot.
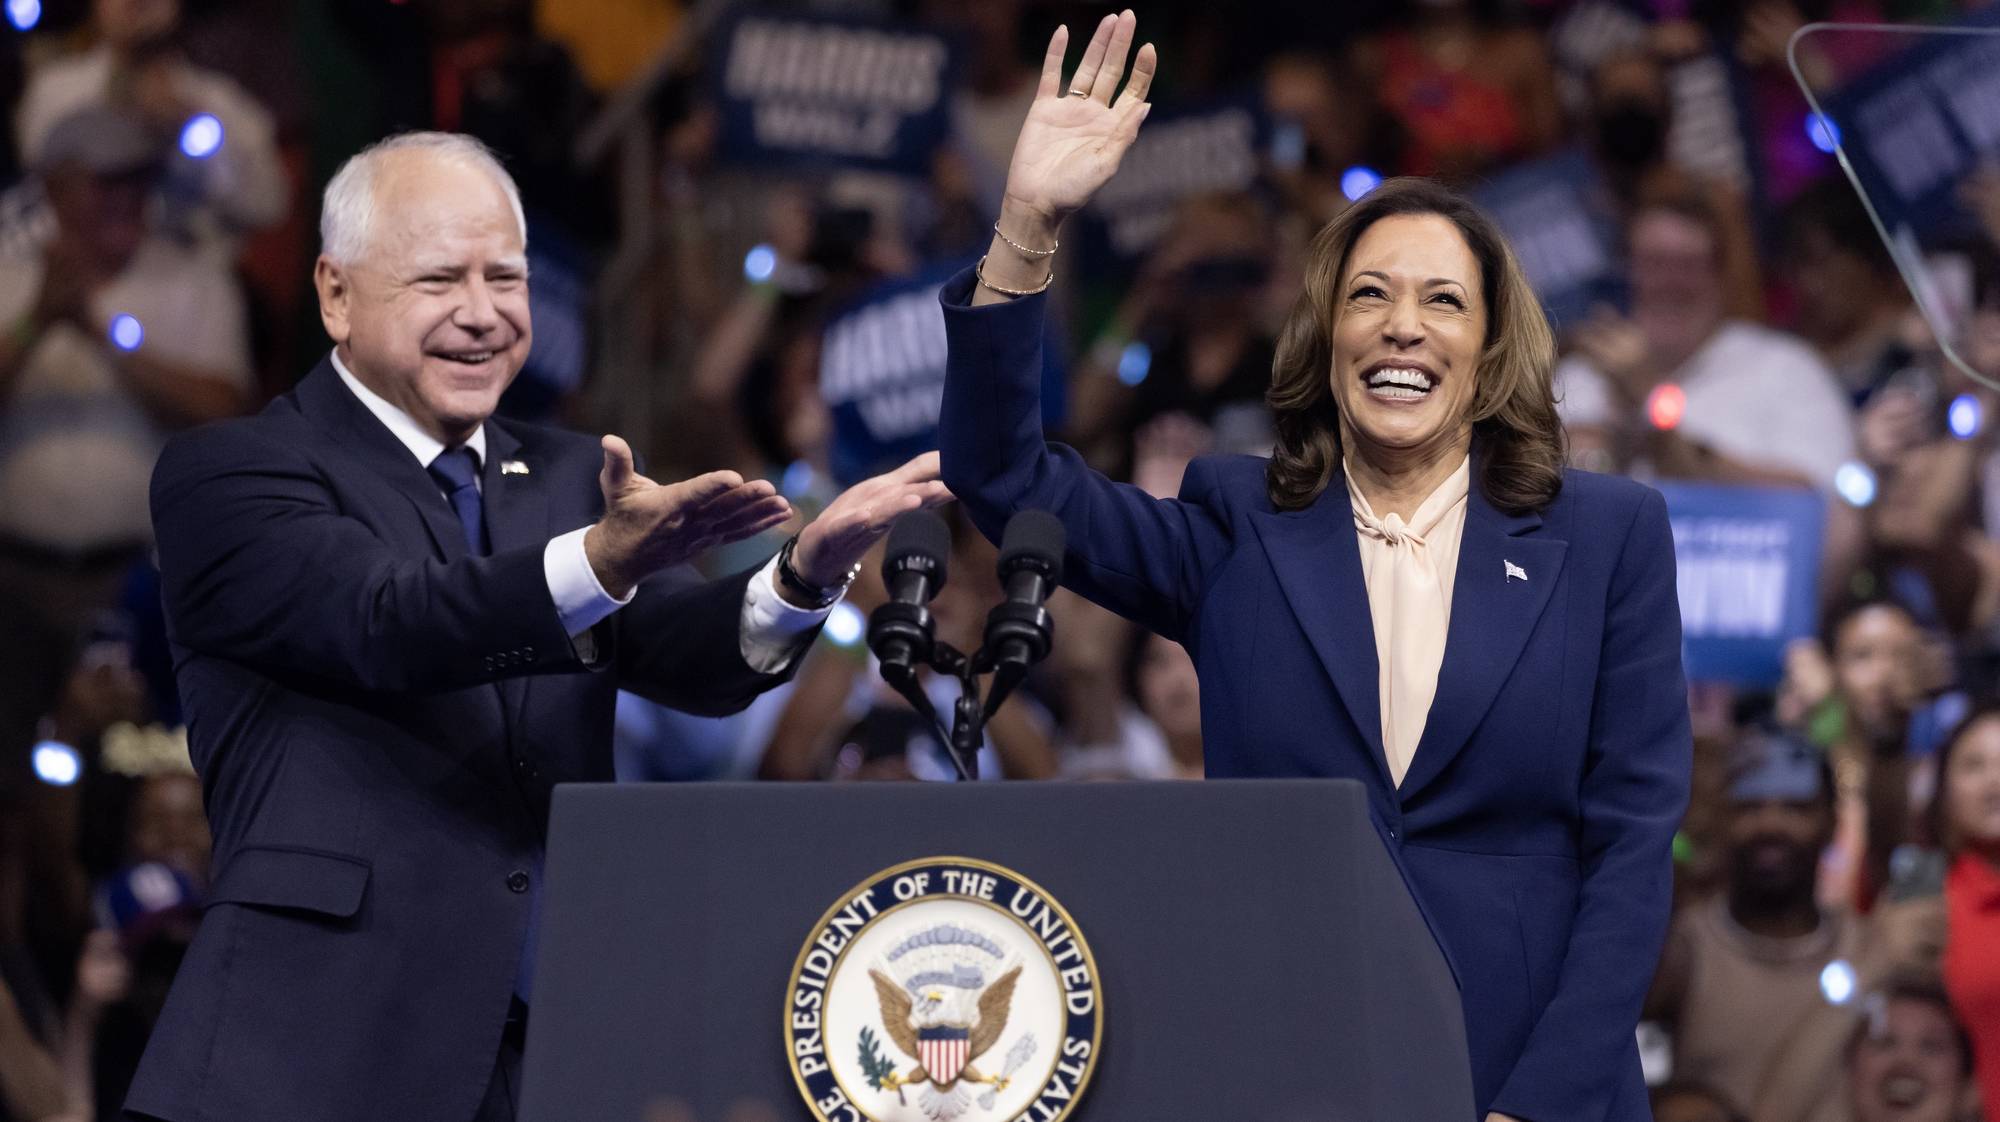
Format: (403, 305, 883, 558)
(788, 452, 953, 597)
(1486, 1113, 1524, 1122)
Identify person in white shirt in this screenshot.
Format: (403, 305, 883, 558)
(1558, 192, 1858, 494)
(15, 0, 288, 250)
(0, 104, 253, 779)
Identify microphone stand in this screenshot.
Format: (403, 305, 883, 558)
(872, 637, 1006, 783)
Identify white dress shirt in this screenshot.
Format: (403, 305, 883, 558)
(330, 351, 829, 673)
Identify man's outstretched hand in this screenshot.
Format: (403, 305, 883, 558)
(784, 451, 953, 605)
(584, 435, 794, 599)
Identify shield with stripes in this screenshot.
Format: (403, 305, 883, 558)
(917, 1025, 971, 1086)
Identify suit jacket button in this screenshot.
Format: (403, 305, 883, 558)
(507, 870, 531, 894)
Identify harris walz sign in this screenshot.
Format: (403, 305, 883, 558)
(712, 10, 959, 177)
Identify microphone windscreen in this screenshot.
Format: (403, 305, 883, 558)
(882, 509, 951, 587)
(997, 509, 1065, 584)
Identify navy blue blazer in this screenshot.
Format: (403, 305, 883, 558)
(938, 270, 1692, 1121)
(127, 360, 802, 1122)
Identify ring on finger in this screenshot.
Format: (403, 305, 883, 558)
(1067, 86, 1093, 98)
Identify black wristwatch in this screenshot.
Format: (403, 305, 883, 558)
(775, 534, 856, 609)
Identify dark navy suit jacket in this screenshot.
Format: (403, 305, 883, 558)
(937, 271, 1692, 1121)
(126, 360, 802, 1122)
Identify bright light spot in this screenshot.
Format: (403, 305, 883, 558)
(781, 459, 816, 498)
(824, 601, 864, 648)
(6, 0, 40, 31)
(1340, 165, 1382, 202)
(743, 244, 777, 284)
(32, 741, 79, 786)
(1950, 393, 1982, 440)
(109, 314, 143, 352)
(1835, 461, 1877, 508)
(1117, 341, 1152, 386)
(1646, 383, 1686, 431)
(1821, 959, 1856, 1005)
(1671, 830, 1693, 865)
(179, 114, 223, 159)
(1806, 113, 1841, 154)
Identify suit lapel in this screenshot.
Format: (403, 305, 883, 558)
(1397, 487, 1566, 798)
(481, 422, 545, 736)
(1249, 464, 1394, 790)
(292, 360, 465, 562)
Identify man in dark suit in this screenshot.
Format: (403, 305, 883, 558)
(124, 132, 948, 1122)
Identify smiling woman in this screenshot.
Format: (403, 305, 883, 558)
(937, 12, 1691, 1120)
(1268, 179, 1564, 518)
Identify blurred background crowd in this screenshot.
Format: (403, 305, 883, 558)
(3, 0, 2000, 1119)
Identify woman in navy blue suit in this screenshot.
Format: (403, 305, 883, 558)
(938, 13, 1692, 1121)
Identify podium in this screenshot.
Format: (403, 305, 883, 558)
(519, 779, 1473, 1121)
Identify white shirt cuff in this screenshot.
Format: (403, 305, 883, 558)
(739, 552, 837, 673)
(543, 526, 633, 639)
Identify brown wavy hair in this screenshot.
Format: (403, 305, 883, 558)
(1265, 177, 1564, 514)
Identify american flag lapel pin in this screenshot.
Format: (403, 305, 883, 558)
(1504, 560, 1527, 583)
(501, 460, 530, 476)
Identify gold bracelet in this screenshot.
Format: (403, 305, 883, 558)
(975, 255, 1054, 298)
(992, 221, 1058, 259)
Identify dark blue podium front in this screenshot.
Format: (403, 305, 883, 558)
(520, 779, 1474, 1121)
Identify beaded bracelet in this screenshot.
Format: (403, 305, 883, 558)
(975, 255, 1055, 298)
(992, 221, 1059, 259)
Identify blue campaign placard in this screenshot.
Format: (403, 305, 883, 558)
(1072, 93, 1271, 276)
(710, 9, 958, 177)
(1470, 148, 1623, 330)
(1657, 482, 1826, 687)
(820, 259, 1066, 487)
(1821, 6, 2000, 241)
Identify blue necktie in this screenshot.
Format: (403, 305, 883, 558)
(427, 447, 489, 556)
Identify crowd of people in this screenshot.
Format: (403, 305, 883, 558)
(3, 0, 2000, 1119)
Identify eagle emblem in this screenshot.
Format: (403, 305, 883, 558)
(785, 858, 1100, 1122)
(862, 923, 1033, 1119)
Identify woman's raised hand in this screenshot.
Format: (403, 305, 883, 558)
(1001, 11, 1157, 235)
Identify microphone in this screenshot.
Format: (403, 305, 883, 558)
(984, 510, 1065, 674)
(867, 510, 951, 680)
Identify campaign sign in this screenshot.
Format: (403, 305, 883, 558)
(1075, 94, 1269, 272)
(820, 260, 1066, 487)
(1657, 482, 1826, 687)
(1821, 6, 2000, 240)
(1470, 148, 1621, 329)
(712, 10, 957, 176)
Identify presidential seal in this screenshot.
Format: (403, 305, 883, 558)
(786, 857, 1102, 1122)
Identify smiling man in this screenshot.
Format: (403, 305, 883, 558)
(125, 133, 948, 1122)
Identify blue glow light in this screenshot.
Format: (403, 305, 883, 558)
(743, 244, 777, 284)
(1835, 461, 1877, 508)
(781, 459, 816, 498)
(1807, 113, 1841, 154)
(1950, 393, 1982, 440)
(1116, 341, 1152, 387)
(1340, 166, 1383, 202)
(824, 601, 864, 648)
(6, 0, 40, 31)
(179, 114, 223, 159)
(109, 314, 143, 352)
(32, 741, 79, 786)
(1820, 959, 1856, 1005)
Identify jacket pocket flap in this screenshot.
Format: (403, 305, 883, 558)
(209, 846, 370, 918)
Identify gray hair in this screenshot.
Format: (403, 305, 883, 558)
(319, 132, 528, 265)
